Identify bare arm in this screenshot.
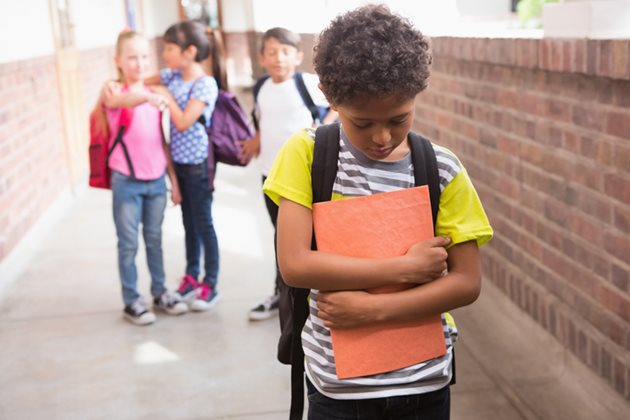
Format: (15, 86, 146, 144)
(144, 73, 161, 86)
(277, 198, 450, 291)
(167, 97, 206, 132)
(102, 81, 168, 109)
(316, 240, 481, 328)
(162, 141, 181, 205)
(237, 131, 260, 163)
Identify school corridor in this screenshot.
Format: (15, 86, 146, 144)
(0, 157, 627, 420)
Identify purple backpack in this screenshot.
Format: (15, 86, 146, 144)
(203, 90, 255, 188)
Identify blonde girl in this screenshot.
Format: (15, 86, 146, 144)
(97, 30, 188, 325)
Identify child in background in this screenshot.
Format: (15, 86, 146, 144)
(150, 20, 222, 311)
(240, 27, 337, 322)
(263, 5, 493, 419)
(96, 30, 188, 325)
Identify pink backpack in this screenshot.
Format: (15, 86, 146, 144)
(88, 106, 134, 189)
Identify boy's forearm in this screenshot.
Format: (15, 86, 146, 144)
(280, 248, 411, 291)
(316, 242, 481, 329)
(370, 241, 481, 322)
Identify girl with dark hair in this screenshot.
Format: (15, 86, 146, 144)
(153, 20, 223, 312)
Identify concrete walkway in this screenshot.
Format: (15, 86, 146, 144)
(0, 160, 628, 420)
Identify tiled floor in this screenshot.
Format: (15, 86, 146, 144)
(0, 159, 628, 419)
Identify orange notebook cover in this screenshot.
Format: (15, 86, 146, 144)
(312, 186, 446, 379)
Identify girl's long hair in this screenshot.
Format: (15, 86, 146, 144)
(90, 30, 140, 141)
(205, 28, 228, 91)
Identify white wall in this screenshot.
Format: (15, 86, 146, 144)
(73, 0, 126, 49)
(222, 0, 254, 32)
(544, 0, 630, 38)
(141, 0, 179, 38)
(0, 0, 55, 63)
(248, 0, 460, 36)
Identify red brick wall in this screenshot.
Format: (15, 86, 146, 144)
(415, 37, 630, 399)
(0, 56, 68, 261)
(0, 38, 161, 264)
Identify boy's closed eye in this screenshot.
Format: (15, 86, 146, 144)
(351, 117, 409, 130)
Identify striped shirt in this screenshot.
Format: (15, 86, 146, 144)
(303, 128, 461, 400)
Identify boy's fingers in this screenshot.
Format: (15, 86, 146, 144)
(428, 236, 451, 248)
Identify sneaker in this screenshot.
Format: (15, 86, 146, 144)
(248, 293, 280, 321)
(123, 298, 156, 326)
(191, 283, 221, 312)
(154, 291, 189, 315)
(176, 274, 199, 302)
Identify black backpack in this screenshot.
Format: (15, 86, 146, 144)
(278, 122, 443, 420)
(251, 72, 330, 130)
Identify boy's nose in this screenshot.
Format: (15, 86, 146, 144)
(372, 128, 392, 146)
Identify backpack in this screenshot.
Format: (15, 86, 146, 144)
(196, 88, 256, 189)
(279, 122, 443, 420)
(251, 72, 330, 130)
(88, 107, 135, 189)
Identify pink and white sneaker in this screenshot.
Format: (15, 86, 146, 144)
(176, 274, 199, 303)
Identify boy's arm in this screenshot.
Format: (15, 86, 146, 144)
(277, 197, 450, 291)
(237, 131, 260, 162)
(316, 240, 481, 329)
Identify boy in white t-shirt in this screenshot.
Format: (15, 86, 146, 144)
(239, 27, 337, 321)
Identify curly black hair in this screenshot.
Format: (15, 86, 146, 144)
(313, 4, 431, 105)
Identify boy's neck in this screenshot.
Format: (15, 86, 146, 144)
(181, 62, 205, 81)
(270, 71, 296, 83)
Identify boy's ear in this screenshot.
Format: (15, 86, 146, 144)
(318, 82, 337, 110)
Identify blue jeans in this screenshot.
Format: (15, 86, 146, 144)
(111, 171, 168, 305)
(306, 378, 450, 420)
(174, 161, 219, 288)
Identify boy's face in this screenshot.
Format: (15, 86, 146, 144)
(259, 37, 303, 83)
(333, 95, 416, 162)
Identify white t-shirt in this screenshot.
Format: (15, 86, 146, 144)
(256, 73, 329, 175)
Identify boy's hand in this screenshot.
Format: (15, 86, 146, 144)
(403, 236, 450, 284)
(237, 135, 260, 163)
(317, 290, 376, 329)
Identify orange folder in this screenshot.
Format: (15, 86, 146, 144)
(312, 186, 446, 379)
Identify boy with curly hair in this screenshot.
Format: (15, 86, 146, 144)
(263, 4, 493, 419)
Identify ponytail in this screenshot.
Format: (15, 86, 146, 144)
(205, 28, 228, 91)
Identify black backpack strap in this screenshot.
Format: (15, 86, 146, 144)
(106, 125, 136, 180)
(408, 132, 440, 229)
(251, 75, 270, 131)
(293, 72, 320, 125)
(286, 123, 340, 420)
(311, 122, 341, 204)
(408, 132, 456, 385)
